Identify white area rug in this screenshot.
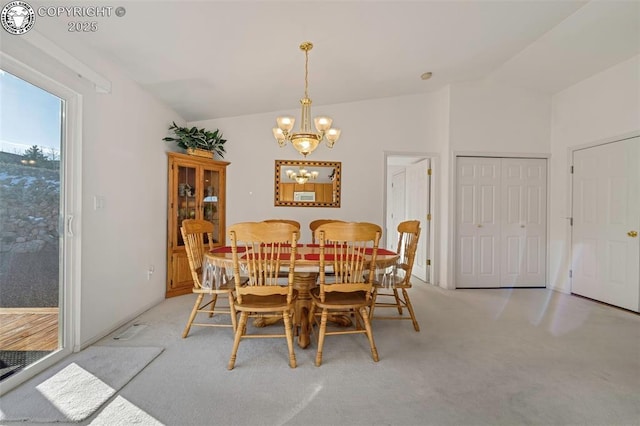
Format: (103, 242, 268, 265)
(88, 395, 164, 425)
(0, 345, 163, 423)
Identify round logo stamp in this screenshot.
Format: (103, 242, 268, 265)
(1, 1, 35, 35)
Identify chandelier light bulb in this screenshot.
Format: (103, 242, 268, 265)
(277, 116, 295, 132)
(314, 116, 332, 132)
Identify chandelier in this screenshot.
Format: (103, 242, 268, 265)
(286, 168, 319, 185)
(273, 42, 341, 157)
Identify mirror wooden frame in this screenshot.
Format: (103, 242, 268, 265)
(274, 160, 341, 207)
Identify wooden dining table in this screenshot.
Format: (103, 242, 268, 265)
(202, 244, 399, 349)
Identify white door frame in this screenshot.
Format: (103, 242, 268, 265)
(450, 152, 551, 289)
(384, 151, 438, 285)
(0, 53, 82, 395)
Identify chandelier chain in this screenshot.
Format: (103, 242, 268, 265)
(304, 48, 309, 99)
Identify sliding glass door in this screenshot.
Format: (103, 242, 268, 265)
(0, 56, 79, 394)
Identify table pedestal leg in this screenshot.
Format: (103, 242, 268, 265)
(253, 316, 281, 327)
(328, 314, 352, 327)
(251, 272, 353, 348)
(292, 272, 317, 349)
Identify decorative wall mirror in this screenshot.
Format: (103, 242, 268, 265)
(274, 160, 341, 207)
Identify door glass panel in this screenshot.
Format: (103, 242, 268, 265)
(0, 70, 63, 380)
(203, 168, 220, 244)
(176, 165, 197, 246)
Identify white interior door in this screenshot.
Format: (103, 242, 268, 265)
(406, 159, 430, 281)
(456, 157, 501, 287)
(572, 137, 640, 312)
(500, 159, 547, 287)
(389, 170, 406, 251)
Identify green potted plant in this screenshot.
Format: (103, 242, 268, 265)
(163, 121, 227, 159)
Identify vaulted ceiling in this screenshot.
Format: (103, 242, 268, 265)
(28, 1, 640, 121)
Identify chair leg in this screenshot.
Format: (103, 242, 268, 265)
(228, 292, 237, 331)
(182, 293, 204, 338)
(228, 311, 248, 370)
(315, 309, 329, 367)
(308, 304, 316, 335)
(392, 288, 403, 314)
(283, 309, 297, 368)
(402, 288, 420, 332)
(354, 308, 364, 330)
(369, 289, 377, 319)
(208, 294, 218, 317)
(360, 306, 379, 362)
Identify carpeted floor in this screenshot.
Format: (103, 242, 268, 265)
(3, 283, 639, 425)
(0, 346, 163, 423)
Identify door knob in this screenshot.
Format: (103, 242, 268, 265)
(477, 224, 483, 228)
(628, 230, 638, 238)
(520, 225, 525, 228)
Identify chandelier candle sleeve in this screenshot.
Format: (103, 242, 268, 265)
(273, 41, 341, 157)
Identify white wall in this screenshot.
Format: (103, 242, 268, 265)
(449, 80, 551, 153)
(192, 93, 437, 244)
(2, 35, 180, 347)
(423, 86, 451, 288)
(549, 55, 640, 293)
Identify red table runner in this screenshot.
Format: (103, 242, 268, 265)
(304, 254, 363, 262)
(210, 246, 247, 253)
(242, 253, 301, 260)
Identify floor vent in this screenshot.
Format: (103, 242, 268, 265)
(113, 324, 147, 341)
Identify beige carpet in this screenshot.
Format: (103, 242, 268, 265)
(3, 285, 639, 425)
(106, 286, 640, 425)
(0, 345, 163, 423)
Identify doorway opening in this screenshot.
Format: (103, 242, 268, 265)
(384, 153, 436, 285)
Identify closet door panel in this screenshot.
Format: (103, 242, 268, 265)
(500, 158, 547, 287)
(456, 157, 501, 287)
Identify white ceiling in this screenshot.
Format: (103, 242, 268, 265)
(27, 1, 640, 122)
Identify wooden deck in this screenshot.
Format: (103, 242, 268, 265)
(0, 308, 59, 351)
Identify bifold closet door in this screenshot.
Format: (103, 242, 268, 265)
(500, 159, 547, 287)
(456, 157, 501, 288)
(456, 157, 547, 288)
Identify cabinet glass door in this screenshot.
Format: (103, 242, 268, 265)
(202, 167, 221, 244)
(176, 164, 198, 246)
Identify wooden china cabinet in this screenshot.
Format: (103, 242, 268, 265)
(166, 152, 229, 297)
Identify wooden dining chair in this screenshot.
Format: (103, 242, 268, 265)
(309, 219, 345, 277)
(227, 221, 299, 370)
(263, 219, 301, 231)
(308, 222, 381, 366)
(181, 219, 237, 337)
(309, 219, 344, 243)
(263, 219, 301, 277)
(369, 220, 421, 331)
